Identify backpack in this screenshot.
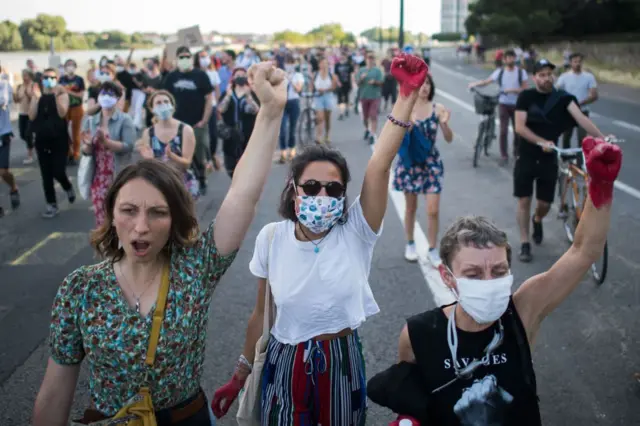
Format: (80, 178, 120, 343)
(498, 66, 525, 88)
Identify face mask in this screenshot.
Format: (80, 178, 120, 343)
(97, 93, 118, 109)
(116, 66, 124, 73)
(450, 271, 513, 324)
(244, 50, 252, 57)
(147, 63, 154, 71)
(285, 64, 295, 73)
(42, 78, 57, 89)
(199, 57, 211, 68)
(128, 68, 136, 74)
(153, 103, 174, 120)
(295, 195, 345, 234)
(234, 76, 248, 86)
(65, 66, 76, 74)
(96, 72, 112, 83)
(100, 60, 107, 67)
(178, 58, 191, 71)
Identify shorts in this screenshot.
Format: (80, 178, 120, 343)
(0, 133, 13, 169)
(314, 93, 335, 111)
(513, 157, 558, 203)
(337, 84, 351, 104)
(361, 98, 381, 120)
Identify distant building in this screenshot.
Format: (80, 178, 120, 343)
(440, 0, 473, 33)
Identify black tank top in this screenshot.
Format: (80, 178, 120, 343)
(407, 298, 541, 425)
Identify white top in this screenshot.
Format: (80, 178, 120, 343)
(249, 196, 382, 345)
(206, 70, 221, 106)
(490, 67, 528, 105)
(556, 71, 597, 112)
(314, 72, 333, 91)
(287, 72, 305, 100)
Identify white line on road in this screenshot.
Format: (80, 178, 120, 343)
(431, 61, 476, 82)
(435, 87, 640, 202)
(613, 120, 640, 133)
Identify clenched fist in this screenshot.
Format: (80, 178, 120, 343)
(582, 136, 623, 208)
(390, 54, 429, 97)
(248, 62, 288, 116)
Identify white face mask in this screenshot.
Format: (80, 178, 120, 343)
(450, 271, 513, 324)
(199, 57, 211, 68)
(98, 94, 118, 109)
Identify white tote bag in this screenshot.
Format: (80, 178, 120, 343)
(77, 153, 95, 200)
(237, 223, 277, 426)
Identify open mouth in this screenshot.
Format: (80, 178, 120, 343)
(131, 240, 151, 256)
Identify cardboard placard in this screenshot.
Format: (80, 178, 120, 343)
(177, 25, 204, 48)
(164, 41, 182, 64)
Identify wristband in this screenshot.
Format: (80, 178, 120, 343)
(387, 114, 412, 129)
(238, 354, 252, 371)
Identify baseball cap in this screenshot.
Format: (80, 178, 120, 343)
(533, 59, 556, 73)
(175, 46, 191, 57)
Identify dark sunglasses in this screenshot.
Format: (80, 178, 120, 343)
(178, 55, 192, 60)
(297, 180, 345, 198)
(43, 76, 57, 80)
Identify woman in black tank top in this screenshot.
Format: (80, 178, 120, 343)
(367, 142, 623, 425)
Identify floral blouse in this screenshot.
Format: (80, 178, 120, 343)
(49, 222, 237, 415)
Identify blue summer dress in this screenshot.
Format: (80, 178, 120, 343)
(393, 104, 444, 194)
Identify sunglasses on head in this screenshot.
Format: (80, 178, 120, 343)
(296, 180, 345, 198)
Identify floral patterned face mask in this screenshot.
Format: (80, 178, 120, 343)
(295, 195, 345, 234)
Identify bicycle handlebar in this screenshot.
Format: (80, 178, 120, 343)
(538, 137, 624, 160)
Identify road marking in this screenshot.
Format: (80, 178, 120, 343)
(435, 87, 640, 202)
(9, 232, 62, 265)
(431, 61, 476, 82)
(613, 120, 640, 133)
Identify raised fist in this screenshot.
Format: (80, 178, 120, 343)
(582, 136, 623, 208)
(247, 62, 288, 115)
(390, 54, 429, 97)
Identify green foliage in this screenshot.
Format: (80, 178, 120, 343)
(431, 32, 463, 42)
(0, 20, 23, 51)
(273, 23, 355, 46)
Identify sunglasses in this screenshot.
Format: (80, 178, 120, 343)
(296, 180, 345, 198)
(43, 76, 57, 80)
(178, 55, 191, 60)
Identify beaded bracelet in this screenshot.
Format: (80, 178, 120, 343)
(237, 354, 252, 371)
(387, 114, 412, 129)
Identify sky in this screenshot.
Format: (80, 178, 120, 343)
(5, 0, 442, 35)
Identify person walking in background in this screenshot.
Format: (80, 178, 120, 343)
(557, 52, 598, 150)
(163, 46, 213, 195)
(277, 56, 304, 163)
(14, 69, 36, 164)
(59, 59, 86, 165)
(311, 57, 339, 145)
(28, 68, 75, 219)
(357, 52, 384, 145)
(469, 49, 528, 165)
(194, 49, 223, 171)
(0, 70, 20, 217)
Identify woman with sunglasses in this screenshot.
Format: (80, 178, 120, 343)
(81, 81, 135, 226)
(367, 137, 623, 425)
(212, 54, 429, 424)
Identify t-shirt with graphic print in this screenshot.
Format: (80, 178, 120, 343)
(59, 74, 86, 108)
(406, 299, 541, 426)
(162, 68, 213, 126)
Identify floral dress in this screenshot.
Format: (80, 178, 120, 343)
(49, 222, 237, 416)
(149, 123, 200, 200)
(90, 132, 115, 227)
(393, 104, 444, 194)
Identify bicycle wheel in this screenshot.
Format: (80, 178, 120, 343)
(297, 108, 314, 147)
(591, 240, 608, 285)
(484, 116, 495, 155)
(473, 120, 485, 168)
(562, 178, 579, 244)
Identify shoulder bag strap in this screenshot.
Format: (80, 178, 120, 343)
(262, 223, 278, 338)
(145, 263, 171, 366)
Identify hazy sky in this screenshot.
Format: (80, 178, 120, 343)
(5, 0, 442, 35)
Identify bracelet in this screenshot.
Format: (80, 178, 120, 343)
(387, 114, 412, 129)
(238, 354, 252, 371)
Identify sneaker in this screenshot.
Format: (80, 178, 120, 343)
(363, 130, 370, 140)
(369, 134, 376, 145)
(427, 248, 442, 266)
(532, 217, 543, 245)
(519, 242, 532, 263)
(557, 204, 568, 220)
(42, 204, 59, 219)
(404, 243, 418, 262)
(9, 190, 20, 209)
(66, 187, 76, 204)
(23, 157, 34, 165)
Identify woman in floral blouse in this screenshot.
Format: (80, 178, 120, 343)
(32, 62, 289, 426)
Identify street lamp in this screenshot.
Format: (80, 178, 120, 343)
(399, 0, 405, 48)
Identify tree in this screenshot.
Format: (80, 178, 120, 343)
(0, 20, 23, 51)
(466, 0, 562, 48)
(273, 30, 310, 45)
(94, 31, 131, 49)
(18, 14, 67, 51)
(308, 23, 347, 45)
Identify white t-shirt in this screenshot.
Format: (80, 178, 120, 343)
(249, 196, 382, 345)
(206, 70, 221, 106)
(490, 67, 528, 105)
(556, 71, 597, 112)
(287, 72, 305, 100)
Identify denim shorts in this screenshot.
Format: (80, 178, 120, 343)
(314, 93, 335, 111)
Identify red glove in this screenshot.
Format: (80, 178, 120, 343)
(390, 54, 429, 97)
(389, 415, 421, 425)
(211, 374, 246, 418)
(582, 136, 623, 208)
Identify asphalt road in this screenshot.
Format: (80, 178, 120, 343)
(1, 68, 639, 425)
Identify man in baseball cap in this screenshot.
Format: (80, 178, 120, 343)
(532, 58, 556, 74)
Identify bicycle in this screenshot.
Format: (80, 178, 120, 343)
(470, 88, 499, 168)
(297, 92, 317, 148)
(547, 137, 623, 285)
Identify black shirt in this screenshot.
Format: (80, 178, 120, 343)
(515, 88, 577, 161)
(334, 62, 354, 86)
(406, 300, 541, 426)
(88, 85, 100, 102)
(32, 94, 68, 147)
(116, 71, 136, 101)
(163, 68, 213, 126)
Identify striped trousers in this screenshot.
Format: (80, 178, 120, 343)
(260, 331, 367, 426)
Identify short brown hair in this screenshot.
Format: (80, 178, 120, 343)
(90, 159, 199, 261)
(146, 89, 176, 110)
(439, 216, 512, 268)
